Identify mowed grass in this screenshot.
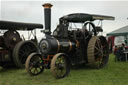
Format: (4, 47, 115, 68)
(0, 54, 128, 85)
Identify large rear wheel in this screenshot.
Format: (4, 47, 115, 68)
(87, 36, 109, 68)
(51, 53, 70, 79)
(13, 41, 38, 68)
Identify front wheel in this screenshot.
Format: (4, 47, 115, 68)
(25, 53, 44, 76)
(51, 53, 71, 79)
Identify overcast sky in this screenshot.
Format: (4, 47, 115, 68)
(0, 0, 128, 36)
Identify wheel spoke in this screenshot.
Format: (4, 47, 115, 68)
(31, 68, 35, 73)
(51, 53, 70, 78)
(39, 66, 43, 69)
(88, 36, 109, 69)
(26, 53, 44, 76)
(95, 46, 99, 50)
(29, 66, 33, 70)
(97, 41, 101, 49)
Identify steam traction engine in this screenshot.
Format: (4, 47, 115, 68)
(0, 21, 43, 68)
(25, 3, 115, 78)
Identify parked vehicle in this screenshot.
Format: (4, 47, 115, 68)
(25, 3, 115, 79)
(0, 21, 43, 68)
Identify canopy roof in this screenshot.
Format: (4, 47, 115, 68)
(107, 25, 128, 36)
(0, 20, 43, 30)
(60, 13, 115, 23)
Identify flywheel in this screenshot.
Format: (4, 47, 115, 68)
(3, 30, 21, 49)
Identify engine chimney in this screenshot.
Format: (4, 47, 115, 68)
(42, 3, 53, 35)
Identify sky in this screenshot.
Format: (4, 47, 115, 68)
(0, 0, 128, 37)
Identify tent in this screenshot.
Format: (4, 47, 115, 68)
(107, 25, 128, 36)
(107, 25, 128, 52)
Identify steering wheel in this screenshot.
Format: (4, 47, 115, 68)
(83, 22, 97, 36)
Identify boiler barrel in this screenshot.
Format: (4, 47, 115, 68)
(39, 38, 76, 55)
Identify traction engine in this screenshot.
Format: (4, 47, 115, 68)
(0, 21, 43, 68)
(25, 3, 115, 79)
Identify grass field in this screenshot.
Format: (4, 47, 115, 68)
(0, 54, 128, 85)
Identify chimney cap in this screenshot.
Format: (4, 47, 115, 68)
(42, 3, 53, 8)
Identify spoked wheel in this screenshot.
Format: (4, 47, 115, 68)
(87, 36, 109, 68)
(3, 30, 22, 49)
(25, 53, 44, 76)
(51, 53, 70, 79)
(13, 40, 38, 68)
(99, 36, 109, 67)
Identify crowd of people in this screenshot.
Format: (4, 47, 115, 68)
(114, 43, 128, 61)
